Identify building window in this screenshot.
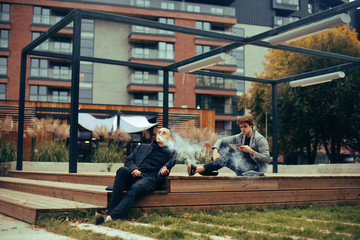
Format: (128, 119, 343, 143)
(30, 59, 48, 77)
(158, 18, 174, 35)
(133, 45, 150, 59)
(308, 0, 314, 14)
(196, 45, 211, 55)
(30, 85, 71, 103)
(32, 32, 49, 50)
(53, 65, 70, 80)
(0, 83, 5, 99)
(33, 6, 50, 25)
(54, 38, 71, 53)
(187, 4, 200, 13)
(29, 85, 47, 102)
(0, 57, 7, 75)
(211, 7, 224, 15)
(160, 2, 175, 10)
(51, 90, 69, 102)
(196, 21, 211, 31)
(135, 0, 150, 7)
(158, 70, 174, 85)
(0, 3, 10, 22)
(80, 62, 93, 83)
(134, 70, 149, 83)
(81, 19, 94, 57)
(158, 92, 174, 107)
(0, 29, 8, 48)
(158, 42, 174, 60)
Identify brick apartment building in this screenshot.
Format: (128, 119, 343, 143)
(0, 0, 356, 135)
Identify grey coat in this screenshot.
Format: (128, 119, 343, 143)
(212, 129, 270, 172)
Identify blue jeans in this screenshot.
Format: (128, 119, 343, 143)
(110, 167, 157, 220)
(204, 142, 259, 176)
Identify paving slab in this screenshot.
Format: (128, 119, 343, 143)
(0, 213, 73, 240)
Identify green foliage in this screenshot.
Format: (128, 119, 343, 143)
(32, 141, 69, 162)
(0, 140, 16, 163)
(91, 144, 126, 164)
(240, 26, 360, 164)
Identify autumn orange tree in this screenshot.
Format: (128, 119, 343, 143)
(239, 26, 360, 164)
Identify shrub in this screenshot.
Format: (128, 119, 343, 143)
(92, 126, 130, 164)
(91, 144, 126, 164)
(32, 141, 69, 162)
(0, 140, 16, 163)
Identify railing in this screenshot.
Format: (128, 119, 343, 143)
(33, 14, 73, 27)
(67, 0, 236, 17)
(129, 48, 174, 60)
(128, 99, 174, 107)
(272, 0, 299, 11)
(130, 25, 174, 36)
(273, 16, 300, 27)
(129, 73, 174, 85)
(196, 77, 236, 90)
(34, 41, 73, 54)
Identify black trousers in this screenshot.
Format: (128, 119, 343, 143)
(110, 167, 157, 219)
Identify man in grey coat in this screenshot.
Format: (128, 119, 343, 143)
(188, 115, 270, 176)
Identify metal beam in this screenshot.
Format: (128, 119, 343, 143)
(68, 10, 82, 173)
(272, 83, 278, 173)
(16, 51, 27, 171)
(163, 70, 169, 128)
(276, 62, 360, 84)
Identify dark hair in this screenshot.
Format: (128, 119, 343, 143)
(159, 126, 173, 138)
(237, 115, 254, 127)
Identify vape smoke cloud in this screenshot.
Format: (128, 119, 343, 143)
(159, 134, 207, 165)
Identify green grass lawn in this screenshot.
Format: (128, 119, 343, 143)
(37, 203, 360, 240)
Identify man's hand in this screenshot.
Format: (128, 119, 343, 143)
(238, 145, 255, 155)
(212, 148, 221, 160)
(160, 166, 169, 176)
(131, 169, 143, 177)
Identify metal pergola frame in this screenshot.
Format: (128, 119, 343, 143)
(17, 1, 360, 173)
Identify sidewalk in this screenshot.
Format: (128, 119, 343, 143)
(0, 213, 73, 240)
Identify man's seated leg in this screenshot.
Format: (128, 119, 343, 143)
(111, 167, 134, 210)
(109, 174, 157, 220)
(188, 142, 233, 176)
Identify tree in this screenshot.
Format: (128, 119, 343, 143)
(239, 26, 360, 164)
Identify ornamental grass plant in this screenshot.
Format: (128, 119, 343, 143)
(0, 116, 17, 163)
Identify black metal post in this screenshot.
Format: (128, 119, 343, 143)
(16, 51, 27, 171)
(272, 83, 278, 173)
(69, 11, 82, 173)
(163, 70, 169, 127)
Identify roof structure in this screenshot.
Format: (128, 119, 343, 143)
(17, 0, 360, 173)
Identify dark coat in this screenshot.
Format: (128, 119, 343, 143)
(124, 140, 177, 182)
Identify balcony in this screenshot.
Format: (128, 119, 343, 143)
(196, 77, 236, 90)
(273, 16, 300, 27)
(34, 40, 72, 54)
(129, 99, 174, 107)
(69, 0, 236, 17)
(129, 73, 174, 86)
(33, 13, 73, 28)
(272, 0, 299, 12)
(129, 48, 174, 61)
(130, 25, 175, 37)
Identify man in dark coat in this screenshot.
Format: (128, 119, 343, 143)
(95, 127, 177, 224)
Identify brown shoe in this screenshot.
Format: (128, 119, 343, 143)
(94, 213, 106, 225)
